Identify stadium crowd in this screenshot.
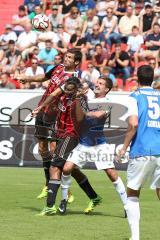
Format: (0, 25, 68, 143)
(0, 0, 160, 92)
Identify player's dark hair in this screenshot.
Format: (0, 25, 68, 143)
(66, 76, 82, 88)
(67, 48, 82, 64)
(101, 76, 113, 92)
(137, 65, 154, 86)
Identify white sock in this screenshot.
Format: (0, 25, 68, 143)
(61, 174, 72, 200)
(113, 177, 127, 207)
(126, 197, 140, 240)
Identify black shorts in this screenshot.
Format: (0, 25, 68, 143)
(51, 136, 79, 168)
(34, 111, 56, 140)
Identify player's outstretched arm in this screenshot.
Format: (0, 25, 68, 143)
(18, 73, 46, 83)
(86, 110, 107, 118)
(31, 87, 62, 117)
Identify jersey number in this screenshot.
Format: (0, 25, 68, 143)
(147, 96, 160, 120)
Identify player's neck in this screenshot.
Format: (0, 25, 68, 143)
(64, 66, 76, 72)
(95, 93, 106, 98)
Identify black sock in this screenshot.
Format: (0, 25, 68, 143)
(43, 161, 51, 187)
(71, 168, 87, 182)
(47, 179, 61, 207)
(78, 178, 98, 200)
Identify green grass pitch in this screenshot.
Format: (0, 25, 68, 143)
(0, 168, 159, 240)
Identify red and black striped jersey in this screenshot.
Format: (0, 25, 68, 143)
(56, 95, 88, 138)
(38, 64, 78, 114)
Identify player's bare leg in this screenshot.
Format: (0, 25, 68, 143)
(156, 188, 160, 200)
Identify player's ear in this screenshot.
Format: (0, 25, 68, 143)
(75, 60, 80, 66)
(105, 88, 109, 93)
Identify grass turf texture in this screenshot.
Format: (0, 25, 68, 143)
(0, 168, 159, 240)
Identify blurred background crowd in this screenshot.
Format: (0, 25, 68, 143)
(0, 0, 160, 93)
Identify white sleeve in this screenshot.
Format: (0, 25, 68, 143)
(127, 96, 138, 117)
(25, 68, 33, 76)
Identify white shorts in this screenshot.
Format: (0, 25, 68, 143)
(67, 143, 115, 170)
(127, 156, 160, 190)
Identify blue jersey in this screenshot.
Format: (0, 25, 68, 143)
(79, 114, 107, 146)
(130, 87, 160, 158)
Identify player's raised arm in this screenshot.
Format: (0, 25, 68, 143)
(18, 73, 46, 83)
(32, 87, 62, 117)
(18, 66, 57, 84)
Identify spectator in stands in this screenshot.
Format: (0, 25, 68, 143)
(14, 59, 29, 89)
(100, 66, 117, 86)
(59, 0, 77, 15)
(96, 0, 115, 22)
(81, 61, 100, 85)
(64, 7, 83, 35)
(136, 23, 160, 66)
(48, 5, 63, 32)
(92, 44, 109, 69)
(42, 0, 56, 14)
(37, 28, 57, 49)
(81, 80, 95, 99)
(24, 0, 41, 14)
(126, 26, 144, 54)
(149, 57, 160, 89)
(114, 0, 127, 20)
(0, 24, 17, 51)
(86, 24, 105, 56)
(154, 0, 160, 22)
(69, 27, 86, 50)
(38, 39, 58, 72)
(25, 58, 44, 88)
(16, 23, 37, 59)
(118, 5, 139, 40)
(0, 50, 4, 63)
(81, 9, 99, 36)
(77, 0, 96, 16)
(29, 5, 43, 20)
(140, 3, 157, 36)
(108, 42, 131, 86)
(12, 5, 30, 36)
(100, 7, 121, 47)
(53, 54, 63, 66)
(53, 24, 71, 54)
(0, 72, 20, 89)
(126, 26, 144, 71)
(1, 40, 21, 74)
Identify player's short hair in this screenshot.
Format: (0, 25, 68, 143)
(67, 48, 82, 64)
(137, 65, 154, 86)
(66, 76, 82, 89)
(101, 77, 113, 92)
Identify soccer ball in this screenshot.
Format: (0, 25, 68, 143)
(32, 14, 49, 31)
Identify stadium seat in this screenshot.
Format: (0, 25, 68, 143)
(0, 0, 22, 34)
(116, 78, 123, 90)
